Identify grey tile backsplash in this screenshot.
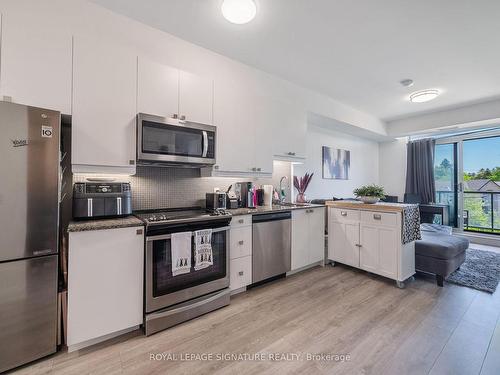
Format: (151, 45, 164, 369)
(74, 161, 292, 211)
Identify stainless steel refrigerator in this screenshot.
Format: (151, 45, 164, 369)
(0, 101, 59, 372)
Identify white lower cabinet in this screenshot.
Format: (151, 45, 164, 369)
(328, 207, 415, 284)
(291, 207, 325, 271)
(230, 256, 252, 291)
(229, 216, 253, 292)
(360, 224, 399, 279)
(329, 221, 360, 268)
(67, 226, 144, 351)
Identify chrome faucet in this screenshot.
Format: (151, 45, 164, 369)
(279, 176, 288, 203)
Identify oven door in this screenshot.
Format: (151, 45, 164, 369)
(145, 225, 230, 313)
(137, 113, 216, 165)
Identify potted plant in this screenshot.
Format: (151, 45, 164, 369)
(353, 184, 385, 204)
(293, 173, 313, 203)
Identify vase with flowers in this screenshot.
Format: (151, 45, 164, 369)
(293, 173, 313, 203)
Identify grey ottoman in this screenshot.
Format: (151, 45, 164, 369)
(415, 224, 469, 286)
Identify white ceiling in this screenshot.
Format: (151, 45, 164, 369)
(91, 0, 500, 121)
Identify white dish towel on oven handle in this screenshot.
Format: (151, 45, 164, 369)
(194, 229, 213, 271)
(171, 231, 192, 276)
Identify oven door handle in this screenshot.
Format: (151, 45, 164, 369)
(145, 289, 231, 323)
(146, 226, 230, 241)
(202, 130, 208, 158)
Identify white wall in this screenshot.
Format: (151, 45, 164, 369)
(386, 97, 500, 137)
(0, 0, 386, 137)
(293, 125, 379, 200)
(378, 138, 407, 201)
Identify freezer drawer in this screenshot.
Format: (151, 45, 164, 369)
(0, 255, 58, 373)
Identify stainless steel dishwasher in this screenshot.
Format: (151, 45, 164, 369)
(252, 211, 291, 283)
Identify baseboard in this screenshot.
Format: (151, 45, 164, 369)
(454, 231, 500, 247)
(67, 325, 140, 353)
(230, 287, 247, 296)
(286, 261, 323, 276)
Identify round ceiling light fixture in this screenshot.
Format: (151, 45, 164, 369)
(409, 89, 440, 103)
(221, 0, 257, 24)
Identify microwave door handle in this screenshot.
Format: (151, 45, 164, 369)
(202, 131, 208, 158)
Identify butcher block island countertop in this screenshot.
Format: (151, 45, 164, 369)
(326, 200, 415, 213)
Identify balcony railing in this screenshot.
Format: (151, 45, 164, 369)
(463, 191, 500, 234)
(436, 191, 500, 234)
(436, 190, 500, 234)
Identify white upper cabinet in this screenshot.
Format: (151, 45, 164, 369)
(254, 98, 276, 175)
(179, 70, 213, 125)
(270, 98, 307, 160)
(213, 81, 258, 174)
(211, 81, 273, 176)
(72, 35, 137, 174)
(137, 58, 213, 126)
(137, 57, 179, 118)
(0, 7, 72, 113)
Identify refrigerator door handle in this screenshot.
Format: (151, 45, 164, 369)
(33, 249, 54, 256)
(117, 197, 122, 215)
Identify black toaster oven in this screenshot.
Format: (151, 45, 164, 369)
(73, 182, 132, 219)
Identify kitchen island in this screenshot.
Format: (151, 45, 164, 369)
(326, 200, 419, 287)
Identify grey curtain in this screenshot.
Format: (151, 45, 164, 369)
(405, 138, 436, 204)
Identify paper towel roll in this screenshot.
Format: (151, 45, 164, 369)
(263, 185, 273, 207)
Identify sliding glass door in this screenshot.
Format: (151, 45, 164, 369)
(435, 130, 500, 235)
(462, 136, 500, 234)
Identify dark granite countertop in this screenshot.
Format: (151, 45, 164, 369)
(68, 216, 144, 232)
(227, 203, 325, 216)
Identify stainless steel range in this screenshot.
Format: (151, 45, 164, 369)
(135, 208, 231, 336)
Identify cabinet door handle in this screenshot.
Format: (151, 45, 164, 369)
(172, 113, 178, 119)
(373, 214, 382, 220)
(341, 211, 347, 216)
(238, 271, 244, 276)
(238, 240, 244, 245)
(214, 165, 219, 170)
(257, 167, 262, 172)
(238, 219, 244, 224)
(355, 244, 362, 247)
(180, 115, 186, 121)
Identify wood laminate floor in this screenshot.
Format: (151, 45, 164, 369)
(11, 263, 500, 375)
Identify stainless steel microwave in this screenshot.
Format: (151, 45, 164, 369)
(137, 113, 216, 166)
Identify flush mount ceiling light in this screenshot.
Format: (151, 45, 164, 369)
(409, 89, 440, 103)
(221, 0, 257, 24)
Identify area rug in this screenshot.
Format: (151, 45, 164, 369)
(446, 248, 500, 293)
